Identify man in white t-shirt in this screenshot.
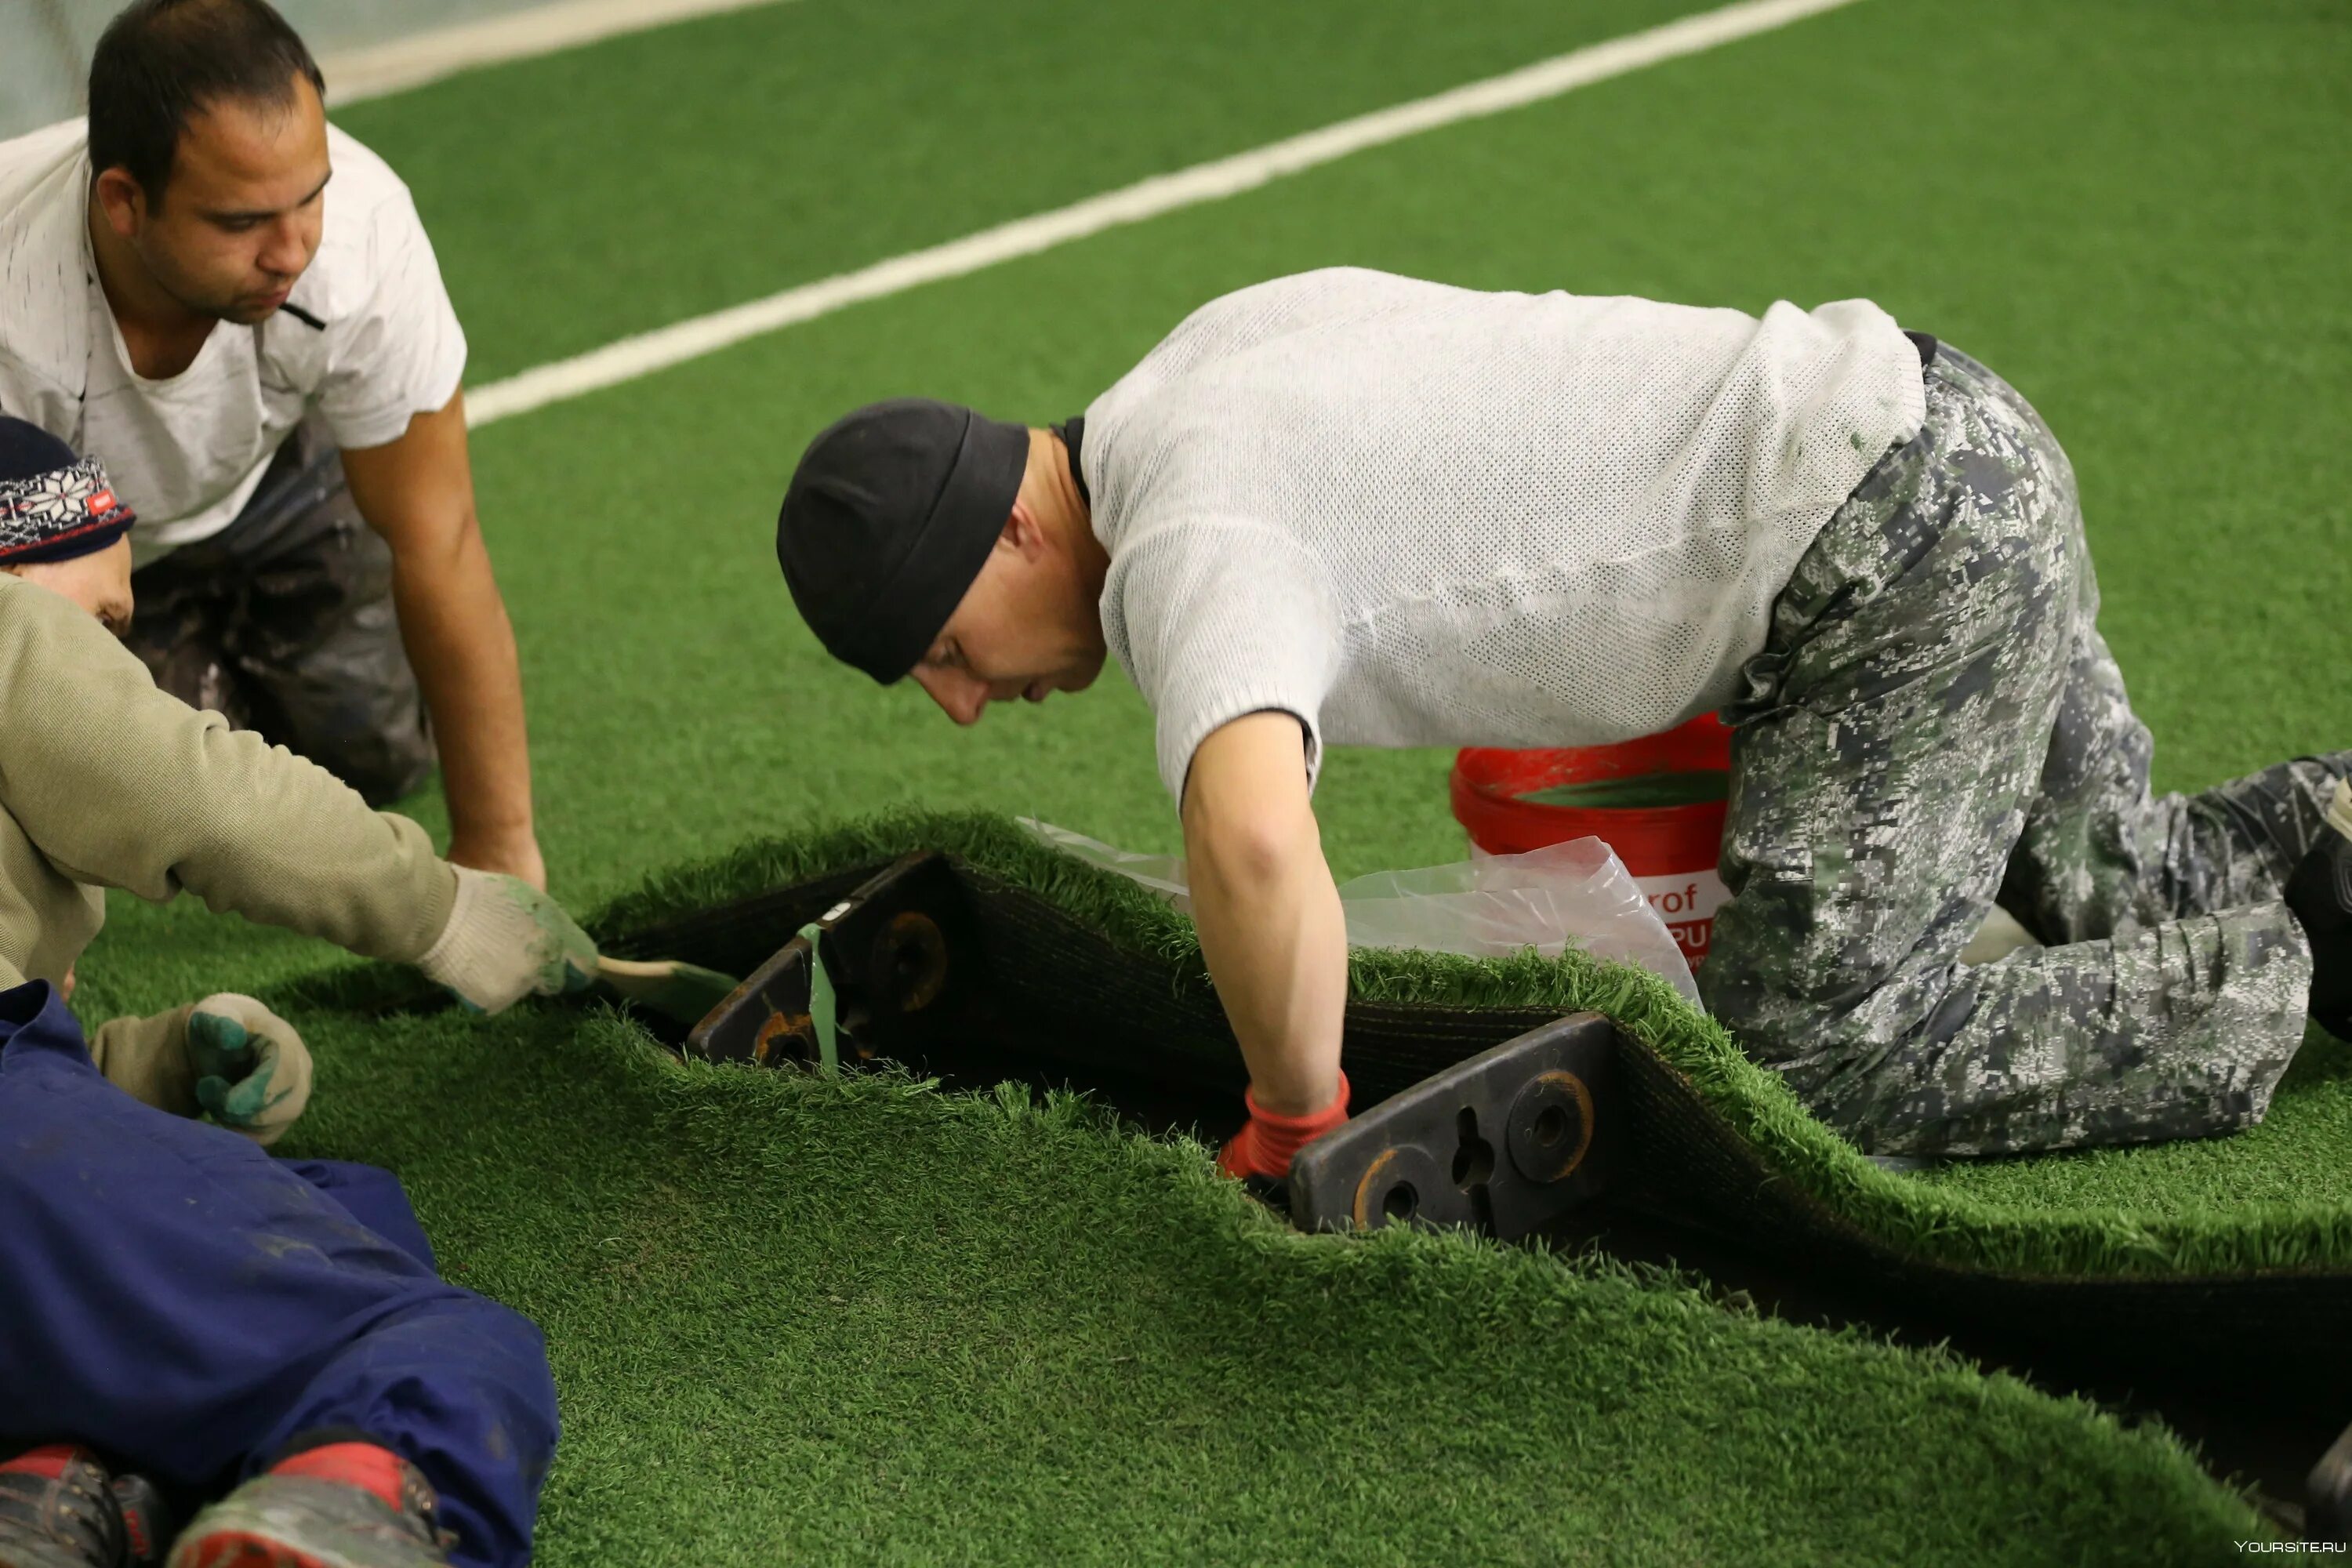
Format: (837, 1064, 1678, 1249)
(774, 267, 2352, 1181)
(0, 0, 545, 887)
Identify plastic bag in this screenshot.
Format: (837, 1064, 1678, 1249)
(1021, 818, 1195, 911)
(1017, 818, 1700, 1006)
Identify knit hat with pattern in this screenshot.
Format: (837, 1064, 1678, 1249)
(0, 417, 136, 565)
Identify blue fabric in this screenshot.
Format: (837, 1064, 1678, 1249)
(276, 1160, 439, 1272)
(0, 982, 557, 1568)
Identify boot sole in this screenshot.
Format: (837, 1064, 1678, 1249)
(174, 1534, 338, 1568)
(168, 1502, 441, 1568)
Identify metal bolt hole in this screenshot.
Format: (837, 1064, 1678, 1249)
(1451, 1105, 1497, 1190)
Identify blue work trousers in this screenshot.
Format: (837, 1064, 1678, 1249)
(0, 982, 557, 1567)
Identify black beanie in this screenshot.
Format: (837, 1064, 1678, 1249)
(775, 399, 1030, 684)
(0, 417, 136, 566)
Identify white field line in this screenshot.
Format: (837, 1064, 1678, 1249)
(466, 0, 1864, 427)
(324, 0, 798, 106)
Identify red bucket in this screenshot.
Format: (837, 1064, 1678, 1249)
(1450, 713, 1734, 967)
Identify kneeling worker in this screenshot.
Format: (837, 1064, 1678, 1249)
(0, 0, 546, 885)
(775, 267, 2351, 1181)
(0, 418, 593, 1567)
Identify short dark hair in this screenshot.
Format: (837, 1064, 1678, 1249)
(87, 0, 325, 205)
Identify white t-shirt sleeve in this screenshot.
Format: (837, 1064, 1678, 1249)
(315, 183, 466, 451)
(1104, 520, 1343, 804)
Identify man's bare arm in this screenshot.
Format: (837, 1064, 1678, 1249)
(1180, 710, 1348, 1115)
(340, 390, 544, 890)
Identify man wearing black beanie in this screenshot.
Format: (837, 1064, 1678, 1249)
(776, 267, 2352, 1188)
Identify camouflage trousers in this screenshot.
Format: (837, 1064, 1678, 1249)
(1699, 344, 2343, 1156)
(125, 417, 437, 807)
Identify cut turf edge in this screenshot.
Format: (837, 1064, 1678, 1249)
(285, 808, 2352, 1283)
(278, 1002, 2281, 1562)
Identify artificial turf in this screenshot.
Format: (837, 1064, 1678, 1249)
(59, 0, 2350, 1555)
(263, 997, 2266, 1566)
(590, 810, 2352, 1283)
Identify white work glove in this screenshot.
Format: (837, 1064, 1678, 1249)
(89, 994, 314, 1147)
(418, 866, 598, 1014)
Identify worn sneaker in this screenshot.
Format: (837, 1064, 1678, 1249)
(165, 1444, 448, 1568)
(0, 1446, 127, 1568)
(2285, 777, 2352, 1040)
(110, 1476, 171, 1568)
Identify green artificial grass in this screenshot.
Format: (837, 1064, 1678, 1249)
(331, 0, 1705, 383)
(586, 809, 2352, 1283)
(258, 992, 2268, 1564)
(53, 0, 2350, 1555)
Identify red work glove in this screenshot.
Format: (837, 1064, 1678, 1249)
(1218, 1072, 1351, 1181)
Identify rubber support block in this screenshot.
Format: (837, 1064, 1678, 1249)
(1288, 1013, 1621, 1240)
(687, 851, 968, 1068)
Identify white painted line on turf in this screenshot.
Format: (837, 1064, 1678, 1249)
(325, 0, 799, 106)
(466, 0, 1864, 427)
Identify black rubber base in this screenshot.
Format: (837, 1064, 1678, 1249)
(687, 852, 978, 1071)
(1289, 1015, 1621, 1240)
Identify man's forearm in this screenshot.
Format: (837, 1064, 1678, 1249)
(390, 526, 535, 870)
(1185, 802, 1349, 1116)
(343, 393, 543, 887)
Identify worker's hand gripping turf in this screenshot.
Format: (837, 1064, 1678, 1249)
(1218, 1072, 1352, 1181)
(418, 866, 599, 1014)
(186, 995, 314, 1146)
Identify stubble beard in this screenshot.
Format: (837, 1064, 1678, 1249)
(139, 238, 280, 328)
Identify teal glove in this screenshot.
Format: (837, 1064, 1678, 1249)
(187, 994, 314, 1146)
(418, 866, 599, 1014)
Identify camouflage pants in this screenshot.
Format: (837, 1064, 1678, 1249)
(1700, 344, 2343, 1156)
(125, 418, 437, 807)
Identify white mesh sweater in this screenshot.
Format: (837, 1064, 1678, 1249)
(1080, 268, 1929, 802)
